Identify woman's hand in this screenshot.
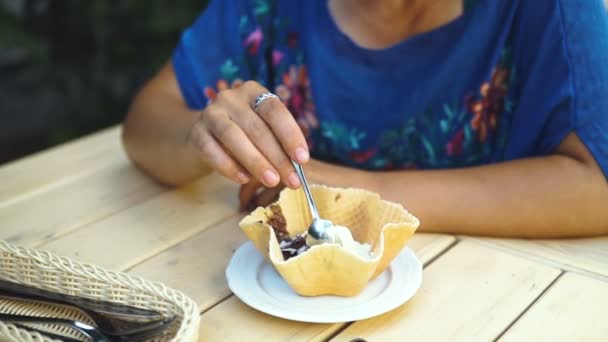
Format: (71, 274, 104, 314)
(188, 80, 309, 188)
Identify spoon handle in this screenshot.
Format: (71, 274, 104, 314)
(291, 161, 320, 220)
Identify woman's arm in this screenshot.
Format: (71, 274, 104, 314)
(122, 62, 208, 186)
(301, 133, 608, 238)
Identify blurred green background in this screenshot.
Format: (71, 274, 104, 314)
(0, 0, 207, 165)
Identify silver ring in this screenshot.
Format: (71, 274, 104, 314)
(253, 92, 279, 111)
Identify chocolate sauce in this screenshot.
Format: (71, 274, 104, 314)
(268, 204, 310, 260)
(278, 235, 309, 260)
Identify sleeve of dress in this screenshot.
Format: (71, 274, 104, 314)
(511, 0, 608, 177)
(171, 0, 252, 110)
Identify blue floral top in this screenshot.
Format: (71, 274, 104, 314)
(172, 0, 608, 176)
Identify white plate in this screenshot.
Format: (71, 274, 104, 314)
(226, 242, 422, 323)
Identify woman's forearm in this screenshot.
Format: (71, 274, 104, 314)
(310, 153, 608, 238)
(122, 63, 210, 185)
(372, 156, 608, 238)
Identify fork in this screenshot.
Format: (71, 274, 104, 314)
(0, 313, 173, 342)
(0, 279, 170, 335)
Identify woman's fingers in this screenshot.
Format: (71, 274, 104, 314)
(241, 113, 300, 188)
(255, 96, 310, 164)
(241, 81, 309, 164)
(220, 100, 300, 188)
(215, 84, 302, 188)
(189, 123, 250, 184)
(203, 105, 280, 187)
(195, 80, 308, 188)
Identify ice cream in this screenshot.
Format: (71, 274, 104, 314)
(268, 204, 371, 260)
(309, 224, 372, 259)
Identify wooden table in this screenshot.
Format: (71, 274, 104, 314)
(1, 126, 607, 341)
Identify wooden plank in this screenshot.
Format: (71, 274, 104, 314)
(199, 297, 333, 342)
(40, 173, 240, 271)
(0, 153, 164, 247)
(0, 127, 121, 205)
(500, 272, 608, 342)
(190, 234, 455, 341)
(464, 237, 608, 280)
(128, 214, 247, 310)
(332, 241, 561, 342)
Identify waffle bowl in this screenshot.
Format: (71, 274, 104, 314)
(0, 240, 200, 342)
(239, 185, 420, 297)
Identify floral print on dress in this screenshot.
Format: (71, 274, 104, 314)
(203, 78, 243, 104)
(244, 27, 263, 55)
(275, 65, 318, 142)
(447, 48, 515, 163)
(314, 47, 516, 170)
(466, 64, 511, 144)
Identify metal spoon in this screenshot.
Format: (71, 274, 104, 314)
(291, 161, 333, 243)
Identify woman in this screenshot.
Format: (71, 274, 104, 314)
(123, 0, 608, 237)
